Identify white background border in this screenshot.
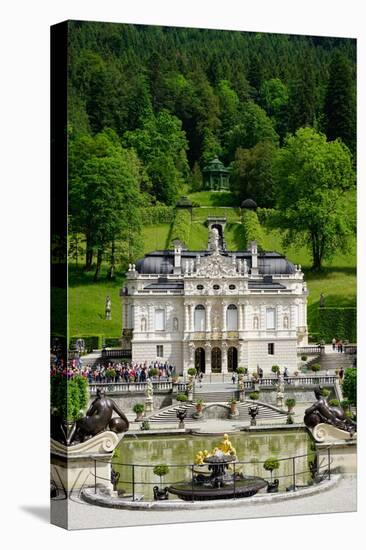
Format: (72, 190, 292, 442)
(1, 0, 364, 548)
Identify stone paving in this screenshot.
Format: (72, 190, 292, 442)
(51, 475, 357, 530)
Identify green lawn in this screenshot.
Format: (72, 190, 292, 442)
(188, 191, 238, 206)
(68, 265, 124, 338)
(141, 223, 172, 254)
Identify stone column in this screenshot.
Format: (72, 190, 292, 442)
(190, 303, 195, 332)
(238, 303, 243, 331)
(222, 302, 227, 332)
(221, 342, 228, 373)
(290, 304, 297, 330)
(206, 301, 212, 332)
(276, 305, 282, 331)
(205, 342, 212, 374)
(184, 303, 190, 332)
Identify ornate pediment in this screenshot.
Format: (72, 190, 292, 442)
(195, 250, 237, 278)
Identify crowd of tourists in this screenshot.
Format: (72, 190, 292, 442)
(51, 356, 176, 384)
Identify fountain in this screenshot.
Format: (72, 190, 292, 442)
(168, 434, 267, 501)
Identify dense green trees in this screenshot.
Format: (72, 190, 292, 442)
(66, 22, 356, 273)
(230, 141, 277, 207)
(69, 130, 144, 278)
(271, 128, 355, 270)
(324, 51, 356, 157)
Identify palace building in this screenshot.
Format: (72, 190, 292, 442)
(121, 221, 308, 375)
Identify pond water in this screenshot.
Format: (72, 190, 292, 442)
(113, 429, 313, 500)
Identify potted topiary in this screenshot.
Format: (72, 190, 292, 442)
(176, 393, 188, 402)
(106, 367, 116, 381)
(263, 457, 280, 492)
(149, 367, 158, 379)
(301, 355, 308, 362)
(285, 397, 296, 413)
(311, 364, 321, 373)
(133, 403, 145, 421)
(228, 397, 238, 417)
(195, 398, 204, 413)
(271, 365, 280, 375)
(328, 399, 340, 407)
(320, 388, 330, 398)
(187, 367, 197, 378)
(237, 367, 247, 380)
(153, 464, 170, 500)
(249, 391, 259, 400)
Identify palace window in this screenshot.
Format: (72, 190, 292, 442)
(154, 309, 165, 331)
(268, 343, 275, 355)
(227, 304, 238, 330)
(197, 284, 204, 290)
(213, 284, 220, 290)
(266, 308, 276, 330)
(156, 345, 164, 358)
(194, 305, 206, 331)
(229, 284, 236, 290)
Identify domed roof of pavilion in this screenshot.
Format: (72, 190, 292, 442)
(241, 198, 257, 210)
(203, 156, 229, 174)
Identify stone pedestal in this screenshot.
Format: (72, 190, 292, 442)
(310, 424, 357, 475)
(145, 396, 153, 413)
(51, 431, 122, 495)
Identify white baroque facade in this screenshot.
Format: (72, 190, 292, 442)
(121, 226, 308, 375)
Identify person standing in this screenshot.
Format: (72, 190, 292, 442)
(339, 367, 344, 383)
(231, 372, 236, 384)
(332, 337, 336, 351)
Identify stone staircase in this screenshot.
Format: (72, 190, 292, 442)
(193, 390, 240, 403)
(320, 353, 355, 371)
(146, 401, 286, 424)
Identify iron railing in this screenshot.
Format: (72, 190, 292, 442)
(90, 448, 333, 502)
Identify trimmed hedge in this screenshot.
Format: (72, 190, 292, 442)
(256, 207, 276, 225)
(241, 210, 264, 249)
(317, 307, 356, 343)
(69, 335, 103, 352)
(170, 209, 191, 247)
(104, 337, 121, 348)
(140, 205, 175, 225)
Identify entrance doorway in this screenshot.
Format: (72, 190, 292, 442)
(195, 347, 205, 373)
(211, 347, 222, 373)
(227, 346, 238, 372)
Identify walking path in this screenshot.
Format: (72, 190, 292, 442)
(52, 475, 356, 530)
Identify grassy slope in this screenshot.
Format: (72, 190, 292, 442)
(69, 192, 356, 338)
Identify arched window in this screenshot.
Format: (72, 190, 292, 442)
(227, 304, 238, 330)
(253, 316, 259, 329)
(194, 305, 206, 331)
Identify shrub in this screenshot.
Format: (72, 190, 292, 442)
(320, 388, 330, 398)
(104, 337, 121, 348)
(328, 399, 340, 407)
(149, 368, 158, 377)
(241, 210, 264, 249)
(170, 209, 191, 247)
(311, 364, 321, 372)
(271, 365, 280, 374)
(140, 420, 150, 431)
(342, 368, 357, 405)
(263, 457, 280, 480)
(317, 307, 356, 343)
(133, 403, 145, 414)
(237, 367, 247, 375)
(176, 393, 188, 402)
(285, 398, 296, 409)
(153, 464, 169, 486)
(105, 368, 116, 379)
(228, 397, 237, 405)
(140, 205, 175, 225)
(187, 367, 197, 376)
(341, 399, 351, 411)
(195, 399, 204, 406)
(301, 355, 308, 362)
(249, 391, 259, 400)
(50, 373, 89, 422)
